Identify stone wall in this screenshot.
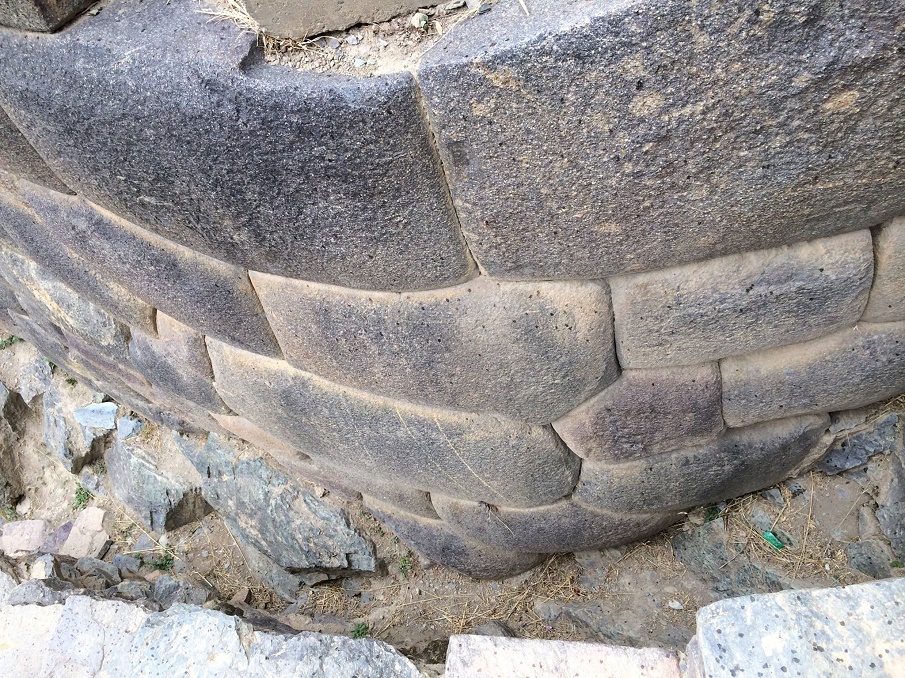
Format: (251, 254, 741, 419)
(0, 0, 903, 578)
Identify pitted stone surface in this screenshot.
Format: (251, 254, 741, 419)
(0, 0, 93, 32)
(610, 231, 873, 368)
(419, 0, 905, 280)
(0, 108, 69, 191)
(432, 496, 679, 553)
(5, 184, 280, 357)
(554, 364, 723, 462)
(365, 497, 546, 579)
(208, 339, 580, 507)
(247, 0, 427, 37)
(862, 217, 905, 323)
(722, 322, 905, 428)
(574, 414, 830, 513)
(252, 274, 617, 422)
(0, 0, 474, 292)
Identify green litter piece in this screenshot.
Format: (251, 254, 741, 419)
(762, 531, 784, 550)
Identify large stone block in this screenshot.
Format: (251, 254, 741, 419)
(0, 0, 92, 32)
(251, 274, 617, 423)
(0, 185, 155, 334)
(419, 0, 905, 280)
(574, 414, 830, 513)
(722, 322, 905, 427)
(364, 497, 545, 579)
(207, 339, 580, 508)
(0, 109, 69, 191)
(862, 217, 905, 323)
(0, 0, 474, 292)
(610, 231, 873, 368)
(5, 183, 280, 356)
(432, 495, 679, 553)
(554, 364, 723, 462)
(247, 0, 426, 37)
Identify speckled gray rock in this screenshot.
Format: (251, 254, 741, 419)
(610, 231, 873, 368)
(554, 364, 723, 462)
(0, 0, 473, 292)
(247, 0, 427, 37)
(574, 414, 831, 513)
(419, 0, 905, 280)
(252, 274, 617, 422)
(42, 384, 107, 473)
(432, 496, 679, 553)
(862, 217, 905, 323)
(816, 412, 900, 475)
(0, 108, 69, 191)
(691, 579, 905, 677)
(722, 322, 905, 427)
(365, 497, 546, 579)
(151, 575, 212, 609)
(174, 432, 376, 574)
(0, 0, 93, 32)
(207, 339, 580, 507)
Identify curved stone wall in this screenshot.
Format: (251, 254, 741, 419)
(0, 0, 903, 578)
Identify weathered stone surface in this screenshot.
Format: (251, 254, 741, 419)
(575, 414, 831, 513)
(0, 570, 15, 607)
(58, 507, 110, 559)
(817, 412, 900, 475)
(0, 0, 92, 31)
(692, 579, 905, 677)
(554, 364, 723, 462)
(722, 322, 905, 427)
(862, 217, 905, 323)
(208, 339, 580, 507)
(232, 534, 304, 603)
(253, 274, 617, 422)
(42, 384, 107, 473)
(877, 439, 905, 559)
(0, 0, 473, 292)
(1, 519, 47, 558)
(129, 313, 228, 414)
(247, 0, 426, 37)
(75, 557, 121, 587)
(0, 108, 69, 190)
(419, 0, 905, 281)
(446, 635, 681, 678)
(365, 497, 545, 579)
(0, 419, 21, 511)
(432, 496, 679, 553)
(72, 402, 117, 431)
(0, 185, 156, 333)
(105, 432, 211, 533)
(610, 231, 873, 368)
(174, 433, 376, 574)
(152, 575, 211, 609)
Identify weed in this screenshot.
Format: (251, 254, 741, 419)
(46, 360, 56, 373)
(148, 550, 176, 571)
(93, 462, 106, 475)
(0, 336, 23, 350)
(65, 377, 77, 387)
(72, 484, 92, 510)
(0, 505, 16, 521)
(892, 561, 904, 568)
(398, 555, 413, 578)
(703, 505, 721, 522)
(391, 535, 399, 545)
(351, 622, 369, 639)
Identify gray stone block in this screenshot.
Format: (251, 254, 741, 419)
(0, 109, 69, 191)
(419, 0, 905, 280)
(0, 0, 92, 32)
(0, 185, 155, 334)
(574, 414, 830, 513)
(129, 313, 229, 414)
(6, 183, 280, 356)
(816, 412, 900, 475)
(247, 0, 426, 37)
(722, 322, 905, 427)
(364, 497, 546, 579)
(252, 274, 618, 423)
(0, 0, 474, 292)
(862, 217, 905, 323)
(432, 495, 679, 553)
(554, 364, 723, 462)
(610, 231, 873, 368)
(207, 338, 581, 507)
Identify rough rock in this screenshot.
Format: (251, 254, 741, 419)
(247, 0, 427, 37)
(1, 519, 48, 558)
(0, 418, 21, 510)
(7, 577, 76, 606)
(30, 554, 62, 580)
(174, 433, 376, 574)
(252, 274, 618, 423)
(722, 322, 905, 427)
(0, 107, 69, 190)
(610, 231, 873, 368)
(418, 0, 905, 280)
(0, 0, 93, 30)
(75, 557, 121, 587)
(0, 569, 15, 606)
(17, 355, 52, 404)
(232, 533, 304, 603)
(554, 364, 723, 462)
(39, 521, 71, 555)
(112, 554, 141, 576)
(72, 402, 117, 431)
(877, 440, 905, 559)
(445, 635, 681, 678)
(151, 575, 211, 609)
(861, 217, 905, 322)
(0, 0, 474, 292)
(575, 414, 830, 513)
(58, 507, 111, 559)
(42, 384, 106, 473)
(208, 339, 581, 507)
(816, 412, 900, 475)
(470, 620, 517, 638)
(844, 539, 897, 580)
(691, 579, 905, 677)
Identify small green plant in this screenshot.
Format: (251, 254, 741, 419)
(351, 622, 369, 639)
(148, 550, 175, 571)
(398, 555, 413, 579)
(93, 461, 106, 475)
(0, 505, 16, 521)
(0, 336, 23, 350)
(891, 561, 904, 568)
(703, 505, 721, 522)
(391, 535, 399, 545)
(65, 377, 77, 387)
(72, 484, 92, 510)
(46, 360, 56, 373)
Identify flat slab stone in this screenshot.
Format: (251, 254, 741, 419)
(861, 217, 905, 323)
(722, 322, 905, 427)
(691, 578, 905, 677)
(247, 0, 427, 37)
(610, 230, 873, 368)
(446, 634, 681, 678)
(1, 519, 48, 558)
(252, 274, 618, 423)
(419, 0, 905, 280)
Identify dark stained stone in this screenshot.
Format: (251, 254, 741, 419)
(0, 0, 474, 291)
(574, 414, 831, 513)
(0, 108, 69, 191)
(418, 0, 905, 280)
(207, 338, 581, 508)
(0, 0, 93, 33)
(251, 274, 618, 423)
